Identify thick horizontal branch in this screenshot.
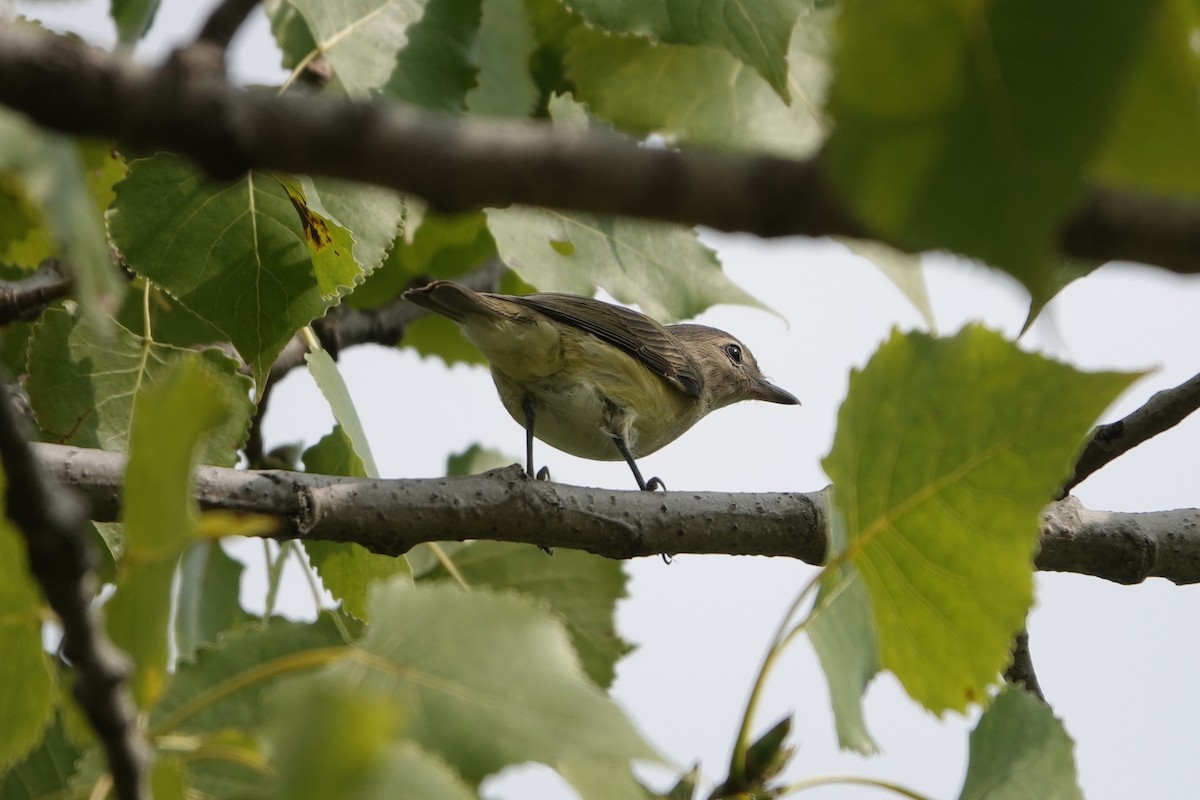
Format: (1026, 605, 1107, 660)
(0, 27, 1198, 273)
(34, 443, 1200, 585)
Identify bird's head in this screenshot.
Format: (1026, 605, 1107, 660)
(667, 324, 799, 412)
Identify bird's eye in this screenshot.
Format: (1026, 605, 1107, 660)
(724, 343, 743, 364)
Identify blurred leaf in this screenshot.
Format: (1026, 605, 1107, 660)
(821, 326, 1140, 713)
(404, 314, 488, 366)
(826, 0, 1159, 297)
(0, 489, 56, 770)
(0, 715, 79, 800)
(152, 616, 348, 735)
(383, 0, 481, 110)
(305, 349, 379, 476)
(567, 5, 831, 158)
(0, 109, 123, 328)
(422, 541, 632, 688)
(263, 0, 320, 71)
(467, 0, 538, 116)
(840, 239, 935, 332)
(110, 0, 160, 44)
(1090, 0, 1200, 197)
(149, 756, 187, 800)
(559, 756, 655, 800)
(445, 443, 514, 476)
(283, 0, 433, 98)
(809, 559, 880, 754)
(567, 0, 802, 101)
(958, 687, 1083, 800)
(364, 743, 477, 800)
(302, 427, 412, 620)
(109, 155, 366, 385)
(107, 359, 234, 707)
(0, 175, 53, 268)
(349, 580, 657, 783)
(175, 541, 251, 662)
(26, 307, 252, 467)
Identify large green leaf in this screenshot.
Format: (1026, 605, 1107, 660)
(566, 0, 802, 101)
(0, 494, 56, 770)
(566, 4, 831, 158)
(1090, 0, 1200, 197)
(0, 715, 79, 800)
(151, 616, 348, 736)
(467, 0, 539, 116)
(174, 541, 251, 662)
(108, 155, 367, 385)
(302, 427, 411, 620)
(25, 307, 252, 467)
(282, 0, 433, 98)
(349, 580, 657, 783)
(821, 326, 1139, 713)
(826, 0, 1160, 296)
(106, 359, 234, 707)
(958, 687, 1083, 800)
(421, 541, 632, 689)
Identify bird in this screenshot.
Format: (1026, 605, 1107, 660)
(403, 280, 799, 491)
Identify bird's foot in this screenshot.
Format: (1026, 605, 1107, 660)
(535, 465, 552, 482)
(643, 476, 666, 492)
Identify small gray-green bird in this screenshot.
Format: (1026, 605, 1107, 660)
(404, 280, 799, 490)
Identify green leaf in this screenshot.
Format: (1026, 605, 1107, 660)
(383, 0, 482, 111)
(302, 427, 412, 620)
(558, 756, 656, 800)
(0, 175, 53, 268)
(110, 0, 161, 44)
(108, 155, 365, 384)
(352, 580, 657, 783)
(1090, 0, 1200, 197)
(0, 110, 123, 329)
(174, 541, 251, 662)
(263, 0, 321, 71)
(305, 350, 380, 477)
(114, 282, 227, 351)
(808, 559, 880, 754)
(283, 0, 433, 98)
(149, 756, 187, 800)
(821, 326, 1140, 713)
(840, 239, 935, 332)
(466, 0, 539, 116)
(958, 687, 1083, 800)
(566, 5, 831, 158)
(265, 672, 403, 800)
(0, 715, 80, 800)
(274, 175, 362, 298)
(488, 204, 766, 322)
(152, 616, 348, 735)
(304, 177, 406, 276)
(826, 0, 1160, 297)
(365, 743, 477, 800)
(566, 0, 802, 101)
(106, 358, 235, 707)
(422, 541, 632, 688)
(0, 495, 56, 770)
(25, 307, 252, 467)
(445, 443, 514, 476)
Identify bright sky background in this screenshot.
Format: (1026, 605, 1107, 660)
(13, 2, 1200, 798)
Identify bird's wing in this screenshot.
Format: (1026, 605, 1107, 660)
(509, 292, 704, 398)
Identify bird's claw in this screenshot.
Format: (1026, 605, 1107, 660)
(644, 476, 666, 492)
(536, 466, 552, 482)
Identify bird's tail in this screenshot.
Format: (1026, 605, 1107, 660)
(402, 280, 506, 323)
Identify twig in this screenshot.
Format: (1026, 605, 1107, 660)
(194, 0, 262, 52)
(1003, 629, 1047, 704)
(32, 443, 1200, 585)
(0, 393, 147, 799)
(0, 259, 73, 324)
(1061, 371, 1200, 495)
(0, 27, 1197, 273)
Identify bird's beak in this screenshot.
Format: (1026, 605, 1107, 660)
(753, 379, 800, 405)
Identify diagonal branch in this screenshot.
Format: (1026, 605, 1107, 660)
(1061, 371, 1200, 495)
(0, 27, 1198, 274)
(0, 400, 147, 799)
(33, 442, 1200, 586)
(0, 259, 73, 324)
(194, 0, 263, 52)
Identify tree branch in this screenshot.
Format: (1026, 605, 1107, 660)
(1, 411, 146, 799)
(193, 0, 262, 52)
(0, 259, 73, 324)
(0, 27, 1198, 274)
(1061, 370, 1200, 495)
(33, 442, 1200, 585)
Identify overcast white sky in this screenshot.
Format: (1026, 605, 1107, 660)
(13, 2, 1200, 798)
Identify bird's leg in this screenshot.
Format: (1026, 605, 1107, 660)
(522, 395, 553, 555)
(521, 395, 551, 482)
(611, 434, 666, 492)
